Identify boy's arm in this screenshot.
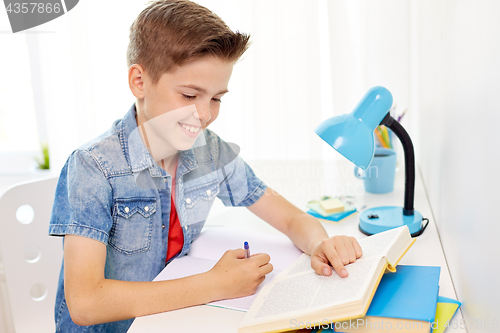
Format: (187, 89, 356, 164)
(246, 187, 363, 278)
(64, 234, 272, 326)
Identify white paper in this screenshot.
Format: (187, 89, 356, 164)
(188, 226, 303, 271)
(154, 256, 277, 311)
(154, 226, 303, 311)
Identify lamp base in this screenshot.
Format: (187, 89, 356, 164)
(359, 206, 424, 237)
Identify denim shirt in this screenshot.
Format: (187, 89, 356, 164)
(48, 104, 267, 332)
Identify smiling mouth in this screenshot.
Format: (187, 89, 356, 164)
(179, 122, 202, 133)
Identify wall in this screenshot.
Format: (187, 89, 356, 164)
(326, 0, 413, 162)
(415, 1, 500, 329)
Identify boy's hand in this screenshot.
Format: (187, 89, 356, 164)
(208, 249, 273, 300)
(310, 236, 363, 278)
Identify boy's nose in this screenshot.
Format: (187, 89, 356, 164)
(193, 104, 211, 123)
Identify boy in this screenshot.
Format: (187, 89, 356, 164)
(48, 0, 362, 331)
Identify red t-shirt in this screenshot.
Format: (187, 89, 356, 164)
(166, 163, 184, 263)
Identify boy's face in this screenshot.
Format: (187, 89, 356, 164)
(132, 56, 234, 154)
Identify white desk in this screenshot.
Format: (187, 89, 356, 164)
(128, 159, 465, 333)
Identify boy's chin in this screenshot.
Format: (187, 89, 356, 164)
(172, 138, 199, 151)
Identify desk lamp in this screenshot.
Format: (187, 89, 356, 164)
(315, 86, 426, 236)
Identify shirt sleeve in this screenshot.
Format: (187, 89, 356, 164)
(215, 137, 267, 207)
(48, 149, 113, 245)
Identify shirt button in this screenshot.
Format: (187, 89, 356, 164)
(144, 206, 149, 212)
(185, 198, 191, 204)
(163, 178, 167, 182)
(184, 226, 188, 231)
(206, 189, 211, 195)
(124, 207, 129, 213)
(162, 224, 165, 229)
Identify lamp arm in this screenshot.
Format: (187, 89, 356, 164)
(380, 114, 415, 216)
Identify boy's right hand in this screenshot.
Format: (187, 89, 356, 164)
(207, 249, 273, 300)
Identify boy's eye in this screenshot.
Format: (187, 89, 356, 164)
(182, 94, 222, 103)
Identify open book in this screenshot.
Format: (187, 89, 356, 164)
(238, 226, 416, 333)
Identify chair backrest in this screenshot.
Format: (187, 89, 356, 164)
(0, 177, 62, 333)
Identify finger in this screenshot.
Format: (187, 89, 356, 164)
(249, 253, 271, 266)
(352, 238, 363, 258)
(231, 248, 246, 259)
(334, 238, 350, 265)
(255, 275, 266, 286)
(323, 245, 348, 278)
(345, 238, 357, 263)
(248, 276, 266, 296)
(311, 255, 332, 276)
(258, 262, 273, 277)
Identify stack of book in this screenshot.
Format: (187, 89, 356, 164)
(306, 197, 357, 223)
(334, 265, 442, 333)
(288, 266, 462, 333)
(237, 226, 461, 333)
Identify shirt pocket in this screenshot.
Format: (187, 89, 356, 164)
(183, 180, 220, 225)
(109, 197, 156, 255)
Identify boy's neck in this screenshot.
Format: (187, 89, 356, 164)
(159, 154, 179, 178)
(135, 102, 179, 177)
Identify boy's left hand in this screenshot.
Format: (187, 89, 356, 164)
(310, 235, 363, 278)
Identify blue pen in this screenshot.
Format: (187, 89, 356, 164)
(244, 241, 250, 258)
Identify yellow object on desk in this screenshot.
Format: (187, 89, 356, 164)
(432, 297, 462, 333)
(319, 198, 344, 214)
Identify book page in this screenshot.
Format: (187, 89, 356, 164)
(357, 226, 404, 258)
(154, 256, 276, 311)
(283, 254, 313, 277)
(254, 256, 379, 319)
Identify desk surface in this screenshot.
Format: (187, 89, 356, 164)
(128, 159, 465, 333)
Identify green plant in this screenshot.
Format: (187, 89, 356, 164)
(36, 143, 50, 170)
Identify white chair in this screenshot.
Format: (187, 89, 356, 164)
(0, 177, 62, 333)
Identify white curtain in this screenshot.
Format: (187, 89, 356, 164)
(18, 0, 414, 171)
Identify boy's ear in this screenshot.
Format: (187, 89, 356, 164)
(128, 64, 145, 99)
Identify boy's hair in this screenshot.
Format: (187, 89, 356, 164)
(127, 0, 250, 84)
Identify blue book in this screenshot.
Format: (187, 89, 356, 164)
(307, 209, 356, 222)
(334, 265, 440, 333)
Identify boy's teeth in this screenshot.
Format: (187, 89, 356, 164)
(181, 123, 200, 133)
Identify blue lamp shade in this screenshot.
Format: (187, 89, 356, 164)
(314, 87, 393, 170)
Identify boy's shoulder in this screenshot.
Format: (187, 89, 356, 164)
(71, 118, 131, 177)
(77, 119, 120, 150)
